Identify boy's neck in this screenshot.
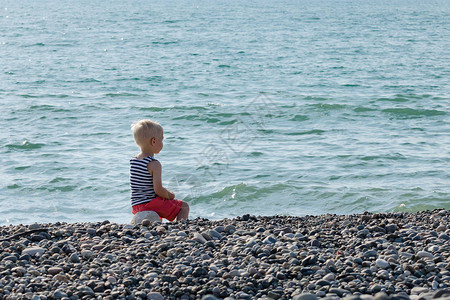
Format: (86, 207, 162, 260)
(137, 151, 154, 159)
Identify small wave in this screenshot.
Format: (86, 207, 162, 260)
(139, 105, 208, 112)
(22, 42, 45, 47)
(138, 106, 168, 112)
(377, 96, 409, 103)
(49, 177, 70, 184)
(15, 166, 31, 171)
(6, 140, 45, 151)
(310, 103, 347, 110)
(286, 129, 325, 135)
(143, 76, 164, 82)
(173, 114, 222, 124)
(218, 120, 238, 125)
(19, 94, 39, 98)
(392, 197, 450, 212)
(214, 112, 241, 118)
(104, 92, 141, 97)
(36, 185, 77, 192)
(163, 19, 182, 24)
(19, 94, 70, 99)
(46, 94, 70, 98)
(249, 151, 264, 157)
(115, 76, 164, 82)
(188, 182, 300, 207)
(7, 184, 20, 189)
(382, 108, 446, 118)
(304, 96, 329, 101)
(27, 104, 72, 113)
(79, 78, 101, 83)
(353, 106, 377, 112)
(152, 39, 178, 45)
(291, 114, 309, 121)
(189, 183, 252, 205)
(360, 153, 406, 161)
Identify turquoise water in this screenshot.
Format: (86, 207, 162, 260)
(1, 0, 449, 225)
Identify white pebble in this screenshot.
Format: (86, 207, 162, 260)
(22, 246, 45, 256)
(417, 251, 434, 259)
(376, 259, 390, 269)
(323, 273, 335, 281)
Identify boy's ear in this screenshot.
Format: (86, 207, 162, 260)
(151, 137, 156, 145)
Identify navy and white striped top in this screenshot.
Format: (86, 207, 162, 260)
(130, 155, 157, 206)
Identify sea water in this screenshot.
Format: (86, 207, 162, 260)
(0, 0, 449, 225)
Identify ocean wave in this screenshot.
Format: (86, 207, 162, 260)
(14, 166, 31, 171)
(392, 197, 450, 212)
(290, 114, 309, 121)
(27, 105, 73, 113)
(187, 182, 300, 206)
(286, 129, 325, 135)
(359, 153, 406, 161)
(309, 103, 348, 110)
(382, 108, 446, 118)
(35, 185, 77, 192)
(353, 106, 377, 112)
(5, 140, 45, 151)
(6, 184, 21, 189)
(104, 92, 141, 98)
(138, 106, 208, 112)
(376, 96, 410, 102)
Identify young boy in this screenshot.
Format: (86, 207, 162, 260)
(130, 119, 189, 221)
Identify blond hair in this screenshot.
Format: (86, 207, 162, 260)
(131, 119, 163, 147)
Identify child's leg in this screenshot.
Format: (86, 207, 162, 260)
(176, 202, 189, 221)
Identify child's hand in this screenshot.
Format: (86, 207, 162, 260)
(167, 191, 175, 200)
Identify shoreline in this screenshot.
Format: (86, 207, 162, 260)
(0, 210, 449, 300)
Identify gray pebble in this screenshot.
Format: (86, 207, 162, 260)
(292, 293, 318, 300)
(48, 266, 63, 275)
(52, 289, 68, 299)
(29, 223, 41, 230)
(208, 229, 223, 239)
(202, 295, 219, 300)
(411, 286, 429, 294)
(417, 251, 434, 259)
(147, 292, 164, 300)
(373, 292, 389, 300)
(224, 224, 236, 233)
(323, 273, 335, 281)
(81, 249, 94, 258)
(310, 239, 320, 247)
(363, 250, 378, 258)
(193, 232, 207, 244)
(69, 253, 80, 263)
(22, 246, 45, 256)
(263, 236, 277, 244)
(316, 279, 330, 286)
(375, 259, 390, 269)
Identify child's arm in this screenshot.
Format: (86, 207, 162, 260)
(147, 160, 175, 200)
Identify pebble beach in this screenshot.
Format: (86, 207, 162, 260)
(0, 210, 449, 300)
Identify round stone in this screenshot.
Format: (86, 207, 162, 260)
(48, 267, 63, 275)
(417, 251, 434, 259)
(22, 247, 45, 256)
(69, 253, 80, 263)
(147, 292, 164, 300)
(376, 259, 390, 269)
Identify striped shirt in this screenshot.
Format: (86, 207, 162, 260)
(130, 155, 157, 206)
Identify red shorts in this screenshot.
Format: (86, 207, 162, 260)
(132, 197, 183, 222)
